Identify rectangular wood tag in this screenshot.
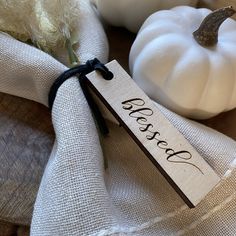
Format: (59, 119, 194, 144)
(86, 60, 220, 208)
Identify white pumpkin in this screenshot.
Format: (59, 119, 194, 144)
(91, 0, 198, 32)
(129, 6, 236, 119)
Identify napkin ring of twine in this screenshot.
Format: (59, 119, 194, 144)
(48, 58, 114, 135)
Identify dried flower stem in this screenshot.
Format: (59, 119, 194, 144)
(66, 38, 79, 66)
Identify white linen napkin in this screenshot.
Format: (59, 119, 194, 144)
(0, 1, 235, 235)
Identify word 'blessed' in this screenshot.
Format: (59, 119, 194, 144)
(122, 98, 203, 174)
(86, 60, 220, 208)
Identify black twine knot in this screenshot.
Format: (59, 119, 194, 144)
(48, 58, 114, 135)
(85, 59, 113, 81)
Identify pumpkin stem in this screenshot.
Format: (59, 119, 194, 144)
(193, 6, 235, 47)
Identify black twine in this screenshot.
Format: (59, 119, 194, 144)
(48, 58, 114, 135)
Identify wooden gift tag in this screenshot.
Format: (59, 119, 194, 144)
(86, 60, 220, 208)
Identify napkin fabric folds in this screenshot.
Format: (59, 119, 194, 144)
(0, 1, 236, 235)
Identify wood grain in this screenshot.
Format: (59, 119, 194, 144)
(86, 60, 220, 207)
(0, 93, 54, 226)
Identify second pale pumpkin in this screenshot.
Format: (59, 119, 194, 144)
(91, 0, 198, 32)
(129, 6, 236, 119)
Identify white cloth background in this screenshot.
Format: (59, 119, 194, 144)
(0, 1, 235, 235)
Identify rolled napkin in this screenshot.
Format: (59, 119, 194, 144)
(0, 0, 108, 230)
(0, 3, 236, 236)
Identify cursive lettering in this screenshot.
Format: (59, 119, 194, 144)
(122, 98, 203, 175)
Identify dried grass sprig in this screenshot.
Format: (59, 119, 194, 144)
(0, 0, 80, 64)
